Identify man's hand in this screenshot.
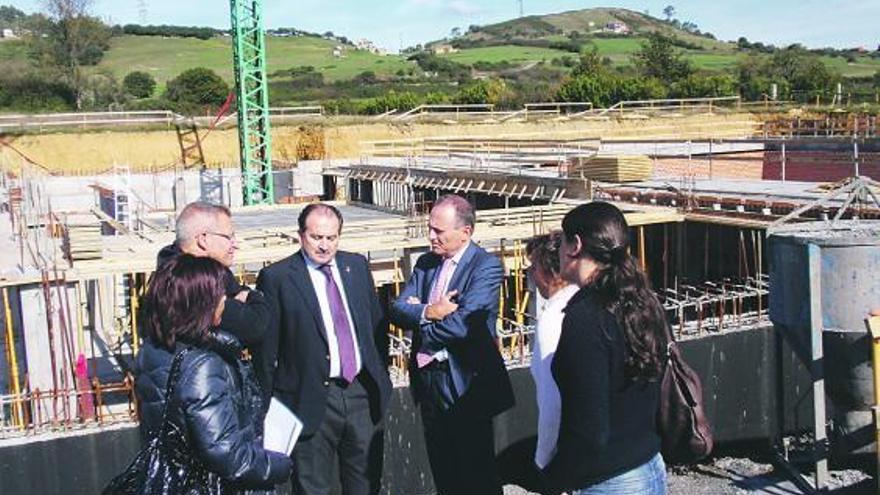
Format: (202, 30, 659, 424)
(234, 290, 249, 303)
(424, 290, 458, 321)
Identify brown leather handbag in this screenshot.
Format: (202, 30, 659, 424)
(657, 326, 714, 463)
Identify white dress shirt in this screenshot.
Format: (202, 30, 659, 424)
(304, 255, 363, 379)
(530, 284, 579, 469)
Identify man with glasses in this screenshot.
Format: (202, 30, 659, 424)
(156, 201, 269, 351)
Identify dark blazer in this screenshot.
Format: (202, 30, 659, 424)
(255, 250, 392, 437)
(389, 242, 514, 418)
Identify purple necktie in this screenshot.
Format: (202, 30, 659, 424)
(319, 264, 357, 383)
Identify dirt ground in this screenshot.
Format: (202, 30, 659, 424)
(502, 446, 874, 494)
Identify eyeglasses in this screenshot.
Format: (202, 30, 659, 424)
(205, 231, 236, 242)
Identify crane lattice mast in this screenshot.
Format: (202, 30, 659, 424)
(230, 0, 274, 205)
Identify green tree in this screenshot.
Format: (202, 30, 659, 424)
(670, 74, 737, 98)
(81, 69, 123, 109)
(662, 5, 676, 21)
(0, 5, 25, 30)
(872, 70, 880, 88)
(453, 79, 509, 105)
(26, 0, 111, 108)
(164, 67, 230, 113)
(122, 71, 156, 98)
(572, 45, 606, 77)
(631, 32, 692, 83)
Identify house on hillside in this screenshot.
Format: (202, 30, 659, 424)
(332, 45, 344, 58)
(604, 21, 630, 35)
(0, 28, 17, 39)
(355, 38, 387, 55)
(431, 44, 459, 55)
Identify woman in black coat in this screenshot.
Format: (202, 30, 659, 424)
(542, 202, 668, 495)
(135, 254, 292, 492)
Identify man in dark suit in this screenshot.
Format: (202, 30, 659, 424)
(390, 194, 515, 495)
(256, 203, 392, 495)
(156, 201, 268, 350)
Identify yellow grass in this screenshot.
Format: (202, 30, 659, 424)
(0, 114, 759, 176)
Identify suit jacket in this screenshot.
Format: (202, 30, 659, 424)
(255, 250, 392, 437)
(390, 242, 514, 418)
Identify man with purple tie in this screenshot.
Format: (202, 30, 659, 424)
(390, 194, 515, 495)
(256, 203, 392, 495)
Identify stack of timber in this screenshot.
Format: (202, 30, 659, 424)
(569, 154, 653, 182)
(63, 213, 103, 262)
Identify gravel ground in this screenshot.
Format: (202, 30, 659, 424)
(502, 451, 874, 494)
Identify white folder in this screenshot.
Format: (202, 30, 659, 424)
(263, 397, 303, 456)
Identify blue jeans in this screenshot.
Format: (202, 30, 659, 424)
(572, 453, 666, 495)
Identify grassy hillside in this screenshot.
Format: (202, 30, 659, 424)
(435, 7, 880, 78)
(455, 7, 731, 50)
(96, 35, 413, 86)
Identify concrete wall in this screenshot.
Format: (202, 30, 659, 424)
(0, 325, 815, 495)
(27, 164, 328, 218)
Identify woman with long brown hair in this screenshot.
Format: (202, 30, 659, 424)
(542, 202, 668, 495)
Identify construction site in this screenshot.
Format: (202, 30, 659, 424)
(1, 5, 880, 495)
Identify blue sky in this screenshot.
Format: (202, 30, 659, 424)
(6, 0, 878, 52)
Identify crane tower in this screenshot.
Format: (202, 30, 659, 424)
(230, 0, 274, 205)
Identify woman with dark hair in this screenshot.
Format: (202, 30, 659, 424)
(135, 254, 292, 492)
(542, 202, 668, 495)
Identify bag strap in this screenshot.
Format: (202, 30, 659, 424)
(157, 347, 191, 439)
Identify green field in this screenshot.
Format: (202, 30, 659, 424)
(819, 55, 880, 78)
(4, 33, 878, 90)
(0, 39, 26, 60)
(444, 45, 572, 65)
(96, 35, 413, 86)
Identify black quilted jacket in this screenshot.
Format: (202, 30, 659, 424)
(135, 331, 291, 491)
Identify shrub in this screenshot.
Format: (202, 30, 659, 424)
(0, 73, 76, 111)
(122, 71, 156, 98)
(164, 67, 230, 113)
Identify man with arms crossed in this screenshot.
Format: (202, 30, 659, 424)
(390, 194, 514, 495)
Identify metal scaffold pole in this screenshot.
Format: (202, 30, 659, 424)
(230, 0, 274, 205)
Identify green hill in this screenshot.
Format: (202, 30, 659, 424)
(429, 7, 880, 78)
(452, 7, 731, 50)
(97, 35, 412, 86)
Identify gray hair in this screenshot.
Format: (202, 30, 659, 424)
(434, 194, 475, 229)
(175, 202, 231, 244)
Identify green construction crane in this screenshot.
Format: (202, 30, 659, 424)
(230, 0, 273, 205)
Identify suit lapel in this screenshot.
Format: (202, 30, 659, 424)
(336, 254, 363, 338)
(446, 242, 478, 293)
(289, 251, 329, 345)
